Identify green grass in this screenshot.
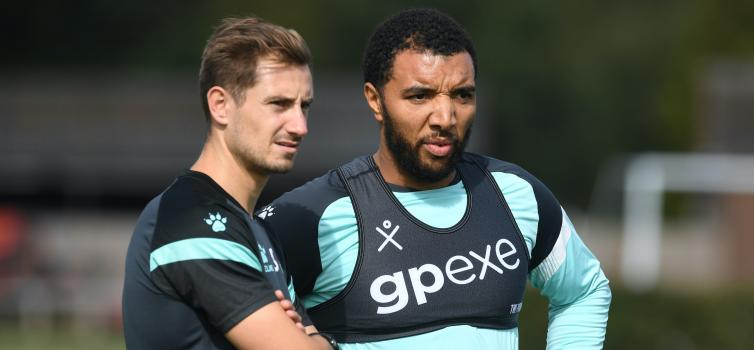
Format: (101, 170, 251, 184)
(0, 327, 123, 350)
(1, 286, 752, 349)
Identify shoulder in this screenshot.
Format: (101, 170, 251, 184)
(256, 168, 352, 254)
(151, 174, 252, 251)
(468, 152, 561, 213)
(465, 153, 534, 180)
(467, 153, 564, 269)
(256, 167, 355, 295)
(257, 168, 349, 222)
(466, 153, 558, 205)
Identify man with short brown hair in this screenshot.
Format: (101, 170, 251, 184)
(122, 16, 336, 350)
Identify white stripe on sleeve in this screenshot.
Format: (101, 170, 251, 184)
(534, 207, 571, 283)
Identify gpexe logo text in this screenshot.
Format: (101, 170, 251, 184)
(369, 238, 521, 314)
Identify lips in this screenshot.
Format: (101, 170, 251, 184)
(274, 140, 300, 152)
(423, 138, 453, 157)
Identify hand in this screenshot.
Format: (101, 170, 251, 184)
(275, 290, 305, 332)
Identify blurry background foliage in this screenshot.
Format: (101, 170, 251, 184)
(3, 0, 754, 206)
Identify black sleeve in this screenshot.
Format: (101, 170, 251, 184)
(150, 187, 278, 333)
(259, 217, 315, 327)
(152, 259, 278, 333)
(295, 295, 314, 326)
(255, 170, 348, 298)
(483, 155, 563, 271)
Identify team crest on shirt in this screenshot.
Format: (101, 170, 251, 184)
(257, 205, 275, 219)
(204, 212, 227, 232)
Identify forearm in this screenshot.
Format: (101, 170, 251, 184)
(546, 277, 611, 349)
(226, 301, 333, 350)
(531, 214, 612, 349)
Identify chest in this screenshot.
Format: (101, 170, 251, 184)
(352, 189, 529, 316)
(307, 158, 531, 340)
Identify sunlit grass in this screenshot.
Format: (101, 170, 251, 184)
(0, 326, 123, 350)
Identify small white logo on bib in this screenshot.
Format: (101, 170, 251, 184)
(376, 219, 402, 252)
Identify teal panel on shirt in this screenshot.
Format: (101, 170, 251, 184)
(491, 172, 539, 256)
(393, 180, 466, 228)
(149, 237, 261, 272)
(340, 325, 519, 350)
(305, 196, 360, 308)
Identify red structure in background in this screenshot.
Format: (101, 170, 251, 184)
(0, 207, 30, 300)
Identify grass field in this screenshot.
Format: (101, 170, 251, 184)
(0, 328, 123, 350)
(1, 286, 752, 349)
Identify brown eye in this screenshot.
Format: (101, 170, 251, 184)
(458, 92, 473, 102)
(453, 89, 475, 103)
(407, 93, 431, 104)
(270, 99, 293, 109)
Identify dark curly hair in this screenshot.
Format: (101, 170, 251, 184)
(362, 8, 477, 89)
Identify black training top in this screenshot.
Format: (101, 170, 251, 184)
(122, 170, 308, 349)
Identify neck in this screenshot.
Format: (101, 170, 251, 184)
(191, 135, 268, 213)
(373, 146, 456, 191)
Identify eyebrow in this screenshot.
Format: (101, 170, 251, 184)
(451, 85, 476, 94)
(262, 96, 314, 106)
(263, 94, 313, 101)
(263, 95, 294, 103)
(401, 85, 434, 96)
(401, 84, 476, 95)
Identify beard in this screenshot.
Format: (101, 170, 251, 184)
(381, 99, 471, 183)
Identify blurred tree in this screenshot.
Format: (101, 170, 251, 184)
(2, 0, 753, 206)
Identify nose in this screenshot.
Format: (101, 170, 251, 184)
(428, 94, 456, 130)
(286, 106, 308, 138)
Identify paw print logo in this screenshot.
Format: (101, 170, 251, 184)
(257, 205, 275, 219)
(204, 212, 228, 232)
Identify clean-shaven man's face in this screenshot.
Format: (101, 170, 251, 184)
(225, 57, 313, 175)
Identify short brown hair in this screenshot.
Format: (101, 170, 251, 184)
(199, 17, 312, 121)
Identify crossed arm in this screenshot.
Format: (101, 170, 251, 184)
(225, 290, 331, 350)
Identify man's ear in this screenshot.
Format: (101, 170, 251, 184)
(207, 86, 232, 127)
(364, 82, 384, 123)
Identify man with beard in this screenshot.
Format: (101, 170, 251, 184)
(122, 17, 337, 350)
(257, 8, 611, 350)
